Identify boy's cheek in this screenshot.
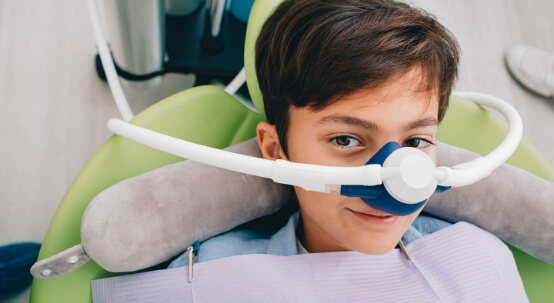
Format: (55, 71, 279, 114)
(294, 186, 341, 206)
(424, 145, 437, 164)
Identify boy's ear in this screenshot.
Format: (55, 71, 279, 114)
(256, 122, 285, 160)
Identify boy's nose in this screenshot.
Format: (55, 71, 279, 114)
(340, 142, 433, 216)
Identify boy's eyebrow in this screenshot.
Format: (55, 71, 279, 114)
(318, 115, 438, 132)
(402, 117, 439, 131)
(318, 115, 381, 131)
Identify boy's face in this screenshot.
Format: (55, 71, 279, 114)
(257, 69, 439, 254)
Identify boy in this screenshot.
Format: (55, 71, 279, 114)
(169, 2, 526, 300)
(253, 0, 457, 255)
(171, 0, 457, 262)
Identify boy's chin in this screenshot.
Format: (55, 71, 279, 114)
(350, 238, 404, 255)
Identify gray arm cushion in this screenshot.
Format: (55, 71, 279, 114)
(81, 140, 292, 272)
(31, 138, 554, 279)
(428, 143, 554, 263)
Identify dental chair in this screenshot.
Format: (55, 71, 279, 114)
(30, 0, 554, 302)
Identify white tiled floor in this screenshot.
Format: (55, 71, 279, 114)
(0, 1, 553, 302)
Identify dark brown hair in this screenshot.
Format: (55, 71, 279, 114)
(256, 0, 460, 155)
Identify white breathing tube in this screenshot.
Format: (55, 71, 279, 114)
(107, 91, 523, 192)
(435, 92, 523, 187)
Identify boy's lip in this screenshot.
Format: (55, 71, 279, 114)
(346, 208, 398, 224)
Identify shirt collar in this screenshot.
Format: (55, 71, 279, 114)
(266, 211, 302, 255)
(265, 211, 426, 255)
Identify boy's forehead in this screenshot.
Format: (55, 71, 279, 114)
(309, 66, 440, 109)
(330, 70, 439, 111)
(293, 84, 439, 128)
(371, 67, 438, 99)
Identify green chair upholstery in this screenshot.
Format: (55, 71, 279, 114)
(30, 90, 554, 303)
(438, 96, 554, 303)
(30, 86, 265, 302)
(31, 0, 554, 301)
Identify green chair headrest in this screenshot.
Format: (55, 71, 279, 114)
(244, 0, 284, 118)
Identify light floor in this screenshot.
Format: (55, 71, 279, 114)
(1, 1, 553, 302)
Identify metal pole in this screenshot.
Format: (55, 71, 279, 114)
(99, 0, 166, 89)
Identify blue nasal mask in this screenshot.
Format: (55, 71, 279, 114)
(341, 142, 449, 216)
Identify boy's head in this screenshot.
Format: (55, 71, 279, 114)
(256, 0, 459, 155)
(255, 0, 460, 254)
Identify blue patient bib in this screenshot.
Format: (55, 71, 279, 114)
(92, 222, 528, 303)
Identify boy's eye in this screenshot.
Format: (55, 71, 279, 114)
(404, 138, 433, 148)
(331, 135, 361, 148)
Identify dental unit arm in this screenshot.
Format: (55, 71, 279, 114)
(108, 92, 523, 216)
